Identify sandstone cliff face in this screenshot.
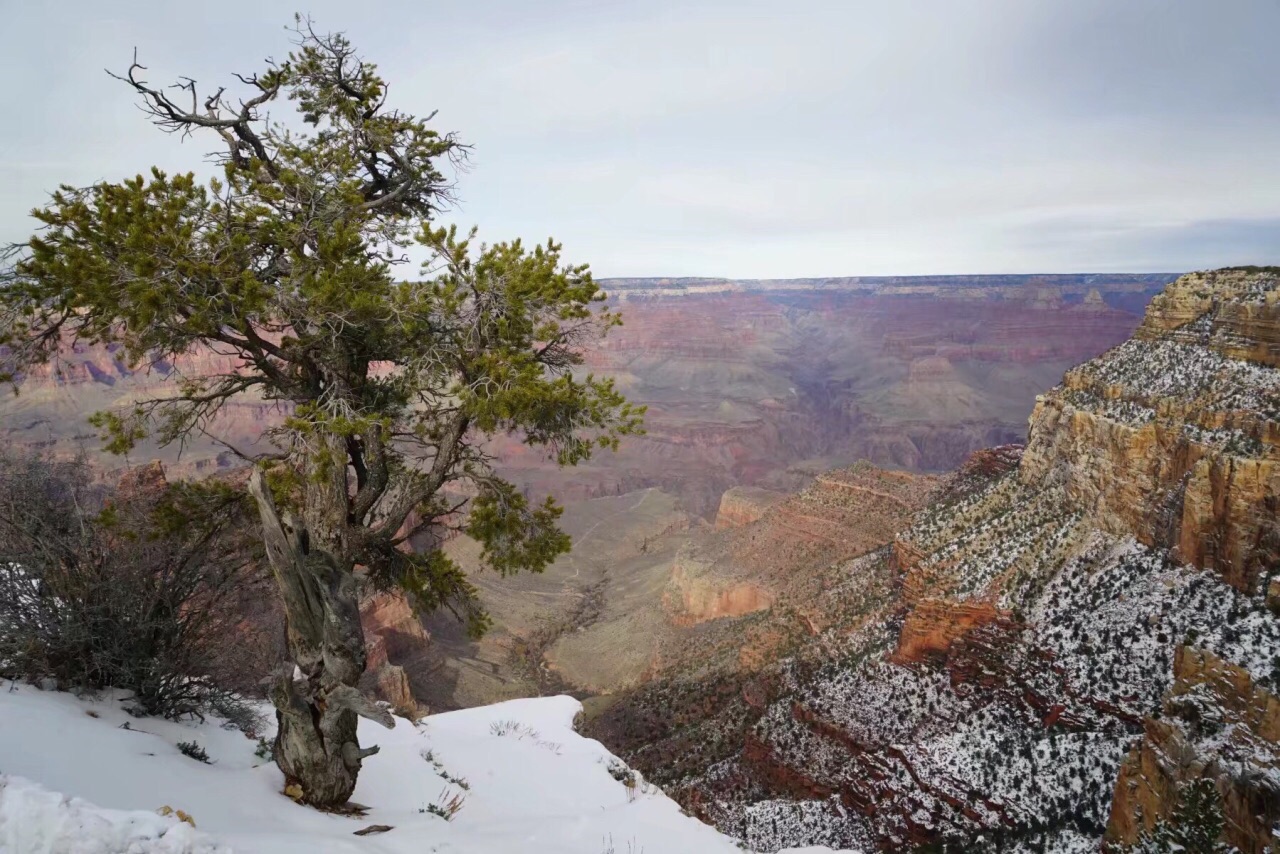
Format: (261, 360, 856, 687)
(359, 591, 432, 715)
(661, 462, 939, 633)
(715, 486, 786, 529)
(1106, 647, 1280, 853)
(891, 598, 1003, 665)
(1020, 269, 1280, 592)
(596, 270, 1280, 853)
(668, 554, 774, 623)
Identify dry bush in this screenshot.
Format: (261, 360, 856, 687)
(0, 452, 275, 724)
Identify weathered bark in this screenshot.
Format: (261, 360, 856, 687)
(248, 470, 393, 807)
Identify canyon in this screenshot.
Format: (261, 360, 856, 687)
(587, 268, 1280, 852)
(559, 274, 1173, 514)
(0, 275, 1170, 514)
(0, 274, 1172, 717)
(14, 269, 1270, 853)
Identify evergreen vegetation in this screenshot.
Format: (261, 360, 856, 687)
(0, 18, 640, 806)
(1123, 779, 1233, 853)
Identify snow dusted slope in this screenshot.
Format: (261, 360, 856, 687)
(0, 684, 850, 853)
(593, 269, 1280, 852)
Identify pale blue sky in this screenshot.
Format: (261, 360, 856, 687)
(3, 1, 1279, 276)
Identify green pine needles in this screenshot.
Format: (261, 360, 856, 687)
(1124, 779, 1234, 853)
(0, 17, 643, 638)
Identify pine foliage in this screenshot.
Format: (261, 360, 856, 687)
(0, 18, 643, 634)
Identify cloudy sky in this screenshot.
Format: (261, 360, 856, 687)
(3, 0, 1279, 277)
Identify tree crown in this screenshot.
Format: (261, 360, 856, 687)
(0, 19, 643, 635)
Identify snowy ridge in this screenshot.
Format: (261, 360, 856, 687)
(697, 472, 1278, 850)
(0, 686, 852, 853)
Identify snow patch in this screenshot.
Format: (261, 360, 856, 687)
(0, 775, 221, 854)
(0, 685, 848, 853)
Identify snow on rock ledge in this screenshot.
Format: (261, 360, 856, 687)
(0, 685, 850, 853)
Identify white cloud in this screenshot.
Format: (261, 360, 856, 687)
(3, 0, 1279, 275)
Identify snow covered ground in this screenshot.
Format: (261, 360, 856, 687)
(0, 684, 852, 853)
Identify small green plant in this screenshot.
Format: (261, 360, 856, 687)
(440, 769, 469, 790)
(176, 740, 210, 764)
(420, 747, 469, 789)
(420, 786, 466, 821)
(254, 738, 274, 762)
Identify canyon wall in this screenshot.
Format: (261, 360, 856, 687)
(715, 486, 786, 529)
(0, 275, 1170, 514)
(1020, 269, 1280, 590)
(591, 269, 1280, 852)
(566, 273, 1172, 513)
(427, 461, 935, 713)
(1106, 647, 1280, 853)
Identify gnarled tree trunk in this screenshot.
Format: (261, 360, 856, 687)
(248, 470, 393, 808)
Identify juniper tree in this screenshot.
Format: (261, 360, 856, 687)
(1124, 778, 1232, 853)
(0, 19, 641, 807)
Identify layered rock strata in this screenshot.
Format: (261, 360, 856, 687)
(0, 275, 1169, 511)
(592, 269, 1280, 853)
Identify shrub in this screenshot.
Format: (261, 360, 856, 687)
(176, 740, 211, 763)
(0, 452, 268, 722)
(489, 719, 531, 737)
(420, 787, 466, 820)
(1124, 778, 1231, 853)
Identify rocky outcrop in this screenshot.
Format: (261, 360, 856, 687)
(1106, 647, 1280, 853)
(598, 269, 1280, 853)
(359, 591, 431, 715)
(1020, 268, 1280, 592)
(669, 554, 774, 623)
(662, 462, 938, 632)
(361, 592, 429, 670)
(715, 486, 786, 529)
(1138, 269, 1280, 366)
(891, 599, 1003, 665)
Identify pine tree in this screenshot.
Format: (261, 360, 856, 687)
(0, 18, 641, 807)
(1126, 779, 1233, 853)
